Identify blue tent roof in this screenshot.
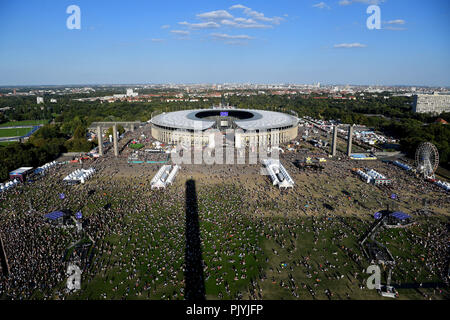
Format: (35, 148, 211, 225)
(390, 211, 410, 220)
(34, 168, 44, 174)
(45, 211, 65, 220)
(9, 167, 33, 175)
(350, 154, 366, 158)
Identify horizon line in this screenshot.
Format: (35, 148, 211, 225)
(1, 82, 449, 88)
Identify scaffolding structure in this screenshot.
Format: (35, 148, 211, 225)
(262, 159, 294, 189)
(353, 168, 392, 185)
(63, 168, 96, 184)
(150, 165, 180, 189)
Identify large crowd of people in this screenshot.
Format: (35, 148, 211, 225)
(0, 126, 448, 300)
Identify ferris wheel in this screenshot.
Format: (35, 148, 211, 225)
(415, 142, 439, 179)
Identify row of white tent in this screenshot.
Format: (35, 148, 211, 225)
(0, 179, 20, 192)
(63, 168, 96, 184)
(151, 165, 180, 189)
(367, 169, 386, 180)
(355, 168, 391, 185)
(34, 161, 59, 175)
(355, 169, 373, 184)
(392, 160, 412, 171)
(434, 180, 450, 192)
(262, 159, 294, 189)
(392, 161, 449, 191)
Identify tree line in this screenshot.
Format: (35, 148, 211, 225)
(0, 93, 449, 182)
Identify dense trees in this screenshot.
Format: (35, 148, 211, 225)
(227, 94, 449, 168)
(0, 96, 52, 121)
(64, 125, 95, 152)
(398, 123, 450, 166)
(0, 92, 449, 181)
(0, 124, 67, 180)
(105, 124, 125, 137)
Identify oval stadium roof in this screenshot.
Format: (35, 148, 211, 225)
(150, 109, 298, 131)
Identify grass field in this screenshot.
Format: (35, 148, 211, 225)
(0, 127, 32, 137)
(0, 141, 18, 146)
(129, 143, 145, 149)
(54, 175, 447, 300)
(1, 138, 448, 300)
(0, 119, 49, 127)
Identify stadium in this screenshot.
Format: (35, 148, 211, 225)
(150, 108, 299, 147)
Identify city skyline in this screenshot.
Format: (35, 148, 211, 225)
(0, 0, 449, 86)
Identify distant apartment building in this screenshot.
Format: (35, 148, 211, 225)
(413, 93, 450, 114)
(126, 88, 138, 97)
(36, 97, 44, 104)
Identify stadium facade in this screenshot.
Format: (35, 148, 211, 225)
(150, 108, 298, 147)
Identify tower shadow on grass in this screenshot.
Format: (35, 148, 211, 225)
(184, 179, 205, 300)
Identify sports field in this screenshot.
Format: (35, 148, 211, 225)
(0, 141, 17, 146)
(0, 127, 32, 137)
(0, 120, 48, 127)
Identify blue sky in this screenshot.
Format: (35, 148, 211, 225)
(0, 0, 449, 86)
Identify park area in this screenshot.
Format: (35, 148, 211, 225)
(0, 125, 448, 300)
(0, 127, 33, 137)
(0, 120, 48, 141)
(0, 147, 448, 300)
(0, 120, 48, 127)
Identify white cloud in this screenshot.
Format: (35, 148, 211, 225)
(334, 42, 367, 48)
(229, 4, 248, 10)
(234, 17, 255, 23)
(224, 40, 249, 46)
(151, 38, 165, 42)
(339, 0, 384, 5)
(168, 5, 282, 42)
(220, 19, 272, 29)
(170, 30, 190, 36)
(381, 19, 406, 30)
(211, 33, 254, 40)
(220, 19, 238, 26)
(313, 2, 330, 10)
(178, 21, 220, 29)
(385, 19, 405, 25)
(245, 9, 283, 24)
(229, 4, 284, 25)
(383, 26, 407, 31)
(196, 10, 233, 21)
(160, 25, 170, 29)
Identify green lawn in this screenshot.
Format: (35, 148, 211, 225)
(0, 127, 32, 137)
(129, 143, 145, 149)
(0, 119, 49, 127)
(0, 127, 33, 137)
(0, 141, 18, 146)
(1, 173, 448, 301)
